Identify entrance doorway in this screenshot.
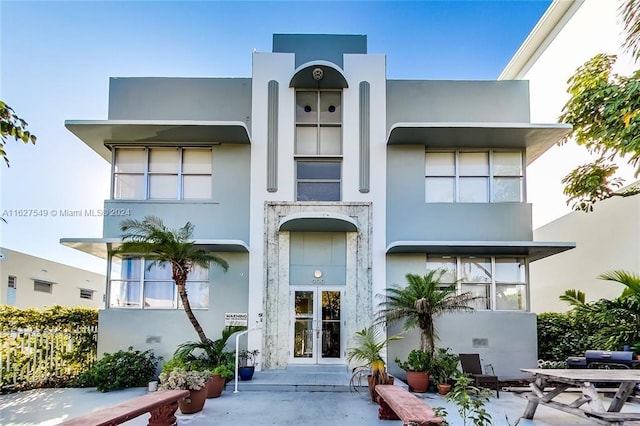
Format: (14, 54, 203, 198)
(290, 287, 343, 364)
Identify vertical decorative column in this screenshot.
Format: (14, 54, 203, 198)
(267, 80, 279, 192)
(359, 81, 370, 193)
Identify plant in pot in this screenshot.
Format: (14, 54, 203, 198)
(172, 325, 245, 397)
(432, 347, 460, 395)
(395, 349, 432, 392)
(346, 324, 403, 402)
(238, 349, 259, 381)
(159, 367, 211, 414)
(207, 364, 234, 398)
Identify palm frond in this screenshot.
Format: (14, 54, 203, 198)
(598, 270, 640, 299)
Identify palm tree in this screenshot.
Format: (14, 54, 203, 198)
(113, 215, 229, 343)
(378, 270, 476, 356)
(621, 0, 640, 59)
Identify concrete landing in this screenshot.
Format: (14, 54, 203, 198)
(228, 364, 375, 392)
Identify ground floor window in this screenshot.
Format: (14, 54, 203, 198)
(108, 256, 209, 309)
(426, 255, 527, 311)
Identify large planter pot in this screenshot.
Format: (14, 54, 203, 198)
(238, 366, 255, 381)
(367, 375, 394, 402)
(207, 374, 226, 398)
(437, 383, 452, 395)
(177, 387, 207, 414)
(405, 371, 429, 393)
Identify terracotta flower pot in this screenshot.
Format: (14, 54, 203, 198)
(405, 371, 429, 393)
(437, 383, 451, 395)
(177, 387, 207, 414)
(207, 374, 226, 398)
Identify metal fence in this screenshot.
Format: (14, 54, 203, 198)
(0, 326, 98, 390)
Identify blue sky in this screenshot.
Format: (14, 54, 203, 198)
(0, 0, 551, 274)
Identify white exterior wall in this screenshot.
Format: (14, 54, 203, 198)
(342, 53, 388, 317)
(531, 195, 640, 312)
(249, 50, 388, 368)
(0, 248, 105, 309)
(503, 0, 640, 311)
(249, 52, 296, 364)
(514, 0, 638, 228)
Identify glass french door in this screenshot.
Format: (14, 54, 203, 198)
(291, 287, 343, 364)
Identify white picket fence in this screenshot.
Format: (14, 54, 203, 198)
(0, 326, 97, 389)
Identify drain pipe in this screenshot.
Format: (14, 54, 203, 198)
(234, 324, 261, 394)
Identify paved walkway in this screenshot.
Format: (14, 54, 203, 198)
(0, 386, 626, 425)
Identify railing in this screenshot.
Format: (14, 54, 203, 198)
(0, 326, 98, 390)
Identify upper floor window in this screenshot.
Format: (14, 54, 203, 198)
(425, 150, 523, 203)
(108, 256, 209, 309)
(426, 255, 527, 311)
(113, 147, 212, 200)
(33, 279, 53, 294)
(296, 91, 342, 201)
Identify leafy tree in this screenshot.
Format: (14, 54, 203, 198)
(378, 270, 476, 355)
(113, 215, 228, 343)
(559, 0, 640, 211)
(0, 100, 37, 167)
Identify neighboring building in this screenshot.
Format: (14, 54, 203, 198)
(0, 247, 105, 309)
(63, 34, 573, 379)
(500, 0, 639, 312)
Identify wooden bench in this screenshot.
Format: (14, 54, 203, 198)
(375, 385, 444, 425)
(59, 389, 190, 426)
(584, 411, 640, 425)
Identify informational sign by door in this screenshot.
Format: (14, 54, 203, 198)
(225, 312, 248, 327)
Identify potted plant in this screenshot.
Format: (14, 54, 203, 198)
(395, 349, 432, 392)
(432, 347, 460, 395)
(159, 367, 211, 414)
(346, 324, 402, 402)
(172, 326, 245, 396)
(238, 349, 259, 381)
(207, 364, 234, 398)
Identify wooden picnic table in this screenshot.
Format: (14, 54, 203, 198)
(520, 368, 640, 425)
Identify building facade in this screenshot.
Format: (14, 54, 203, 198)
(500, 0, 640, 311)
(64, 34, 573, 379)
(0, 247, 105, 309)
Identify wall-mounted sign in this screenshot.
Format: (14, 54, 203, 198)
(225, 312, 248, 327)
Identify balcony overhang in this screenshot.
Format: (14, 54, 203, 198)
(65, 120, 252, 162)
(61, 237, 249, 259)
(386, 122, 572, 164)
(278, 212, 358, 232)
(386, 240, 575, 262)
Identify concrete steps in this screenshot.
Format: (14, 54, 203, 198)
(227, 364, 408, 392)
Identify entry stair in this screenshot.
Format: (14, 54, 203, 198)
(226, 365, 408, 392)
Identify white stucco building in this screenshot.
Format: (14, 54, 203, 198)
(500, 0, 640, 312)
(0, 247, 105, 309)
(63, 33, 573, 378)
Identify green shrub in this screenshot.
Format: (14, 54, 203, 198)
(537, 311, 599, 361)
(76, 347, 158, 392)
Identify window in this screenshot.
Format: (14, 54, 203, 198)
(33, 280, 53, 294)
(8, 276, 16, 289)
(425, 150, 523, 203)
(426, 255, 527, 311)
(295, 90, 342, 201)
(296, 161, 341, 201)
(113, 147, 212, 200)
(108, 257, 209, 309)
(80, 288, 94, 300)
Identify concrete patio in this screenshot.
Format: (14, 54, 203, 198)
(1, 367, 639, 425)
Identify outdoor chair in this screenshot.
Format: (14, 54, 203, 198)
(459, 353, 499, 398)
